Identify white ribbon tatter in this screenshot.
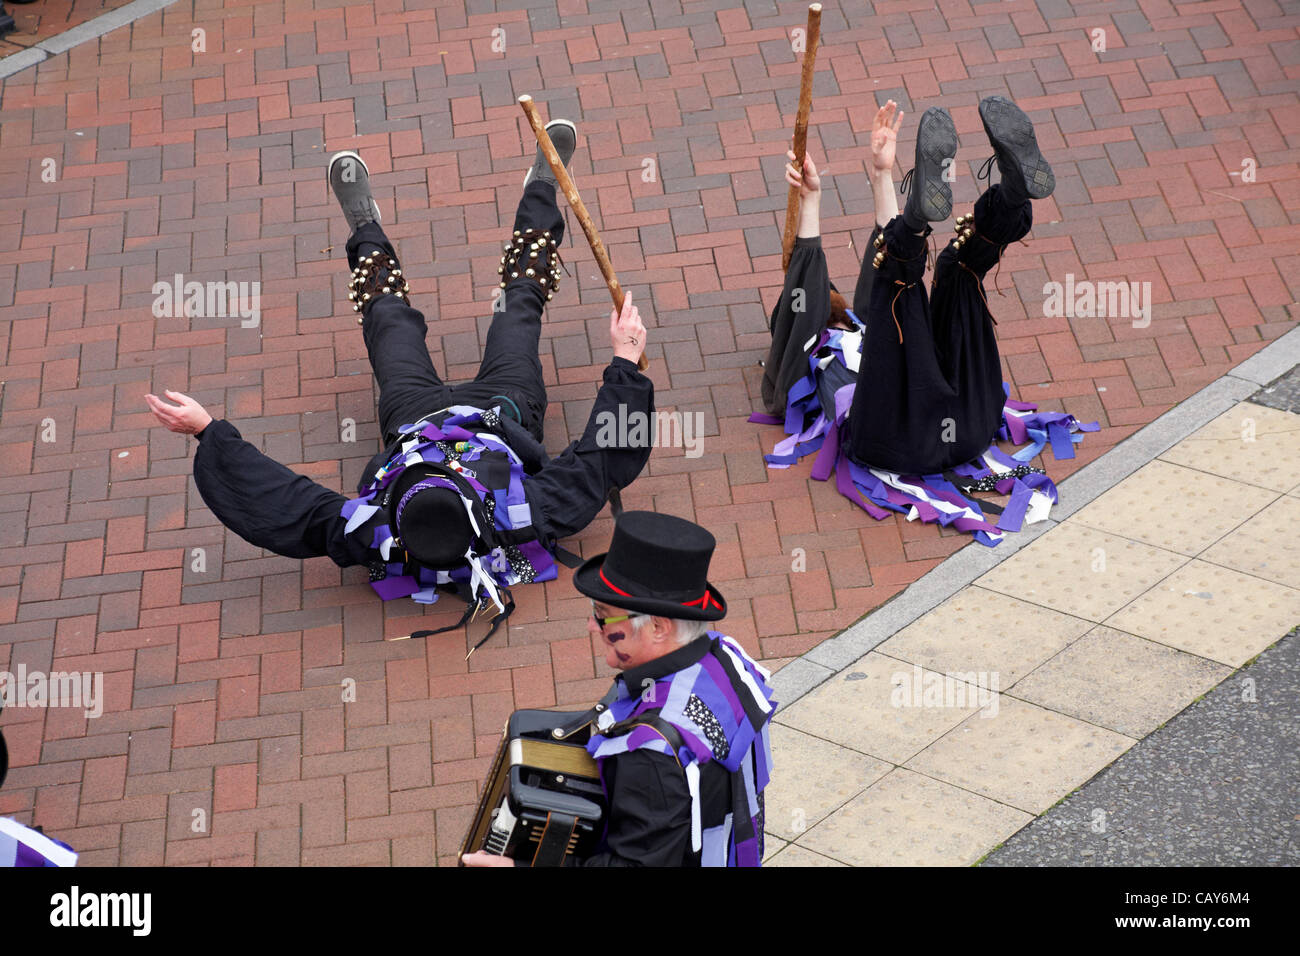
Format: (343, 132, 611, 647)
(459, 495, 481, 538)
(466, 550, 505, 615)
(841, 330, 863, 372)
(979, 452, 1053, 525)
(685, 762, 702, 853)
(344, 503, 379, 535)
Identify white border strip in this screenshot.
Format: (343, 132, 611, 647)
(0, 0, 182, 80)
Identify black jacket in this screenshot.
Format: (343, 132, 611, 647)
(761, 235, 832, 418)
(190, 357, 654, 567)
(580, 637, 733, 868)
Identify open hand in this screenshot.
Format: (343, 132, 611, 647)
(145, 390, 213, 436)
(786, 148, 822, 197)
(871, 100, 904, 174)
(610, 290, 646, 364)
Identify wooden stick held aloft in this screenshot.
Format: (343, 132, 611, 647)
(518, 95, 649, 372)
(781, 3, 823, 273)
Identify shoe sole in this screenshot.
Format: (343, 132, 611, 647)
(523, 119, 578, 187)
(911, 108, 957, 222)
(979, 96, 1054, 199)
(328, 150, 382, 225)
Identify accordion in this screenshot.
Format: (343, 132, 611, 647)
(459, 708, 607, 866)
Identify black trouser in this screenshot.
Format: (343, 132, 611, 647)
(846, 184, 1032, 474)
(346, 180, 565, 446)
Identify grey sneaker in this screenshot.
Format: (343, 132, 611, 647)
(328, 151, 382, 232)
(523, 120, 577, 188)
(979, 96, 1055, 200)
(899, 107, 957, 224)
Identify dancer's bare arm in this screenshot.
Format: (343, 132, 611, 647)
(787, 148, 822, 239)
(870, 100, 903, 228)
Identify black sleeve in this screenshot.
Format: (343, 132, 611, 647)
(523, 357, 655, 544)
(193, 419, 376, 567)
(761, 235, 831, 416)
(580, 750, 693, 867)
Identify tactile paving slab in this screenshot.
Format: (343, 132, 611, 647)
(1105, 561, 1300, 667)
(976, 522, 1187, 622)
(1069, 459, 1278, 557)
(1008, 625, 1231, 737)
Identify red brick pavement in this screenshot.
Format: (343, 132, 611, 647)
(0, 0, 1296, 866)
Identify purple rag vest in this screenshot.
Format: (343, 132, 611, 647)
(587, 633, 777, 867)
(338, 406, 558, 607)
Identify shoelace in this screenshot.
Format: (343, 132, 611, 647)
(889, 280, 915, 344)
(348, 200, 379, 228)
(976, 155, 996, 183)
(957, 260, 997, 322)
(890, 172, 937, 270)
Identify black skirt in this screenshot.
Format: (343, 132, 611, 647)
(846, 185, 1031, 474)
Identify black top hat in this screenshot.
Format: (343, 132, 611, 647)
(573, 511, 727, 621)
(387, 463, 476, 569)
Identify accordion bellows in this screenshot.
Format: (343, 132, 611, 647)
(460, 709, 606, 866)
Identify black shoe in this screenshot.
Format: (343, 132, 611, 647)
(978, 96, 1054, 200)
(328, 151, 383, 233)
(522, 120, 577, 189)
(899, 107, 957, 226)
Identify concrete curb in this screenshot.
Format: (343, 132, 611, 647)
(777, 329, 1299, 706)
(0, 0, 180, 80)
(0, 45, 45, 78)
(1228, 322, 1300, 387)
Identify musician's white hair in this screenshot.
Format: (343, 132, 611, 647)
(629, 614, 711, 645)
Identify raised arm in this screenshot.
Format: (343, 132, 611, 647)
(761, 148, 833, 416)
(871, 100, 903, 228)
(787, 147, 823, 239)
(523, 294, 654, 543)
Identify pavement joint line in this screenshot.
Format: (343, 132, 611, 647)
(773, 329, 1300, 708)
(800, 517, 1058, 676)
(776, 467, 1294, 857)
(775, 756, 1052, 861)
(983, 626, 1298, 865)
(0, 0, 182, 79)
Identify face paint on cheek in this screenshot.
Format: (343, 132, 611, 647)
(604, 630, 631, 662)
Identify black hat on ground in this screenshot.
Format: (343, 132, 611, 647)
(573, 511, 727, 621)
(387, 463, 477, 569)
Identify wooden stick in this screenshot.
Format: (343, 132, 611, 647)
(781, 3, 823, 273)
(519, 95, 649, 372)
